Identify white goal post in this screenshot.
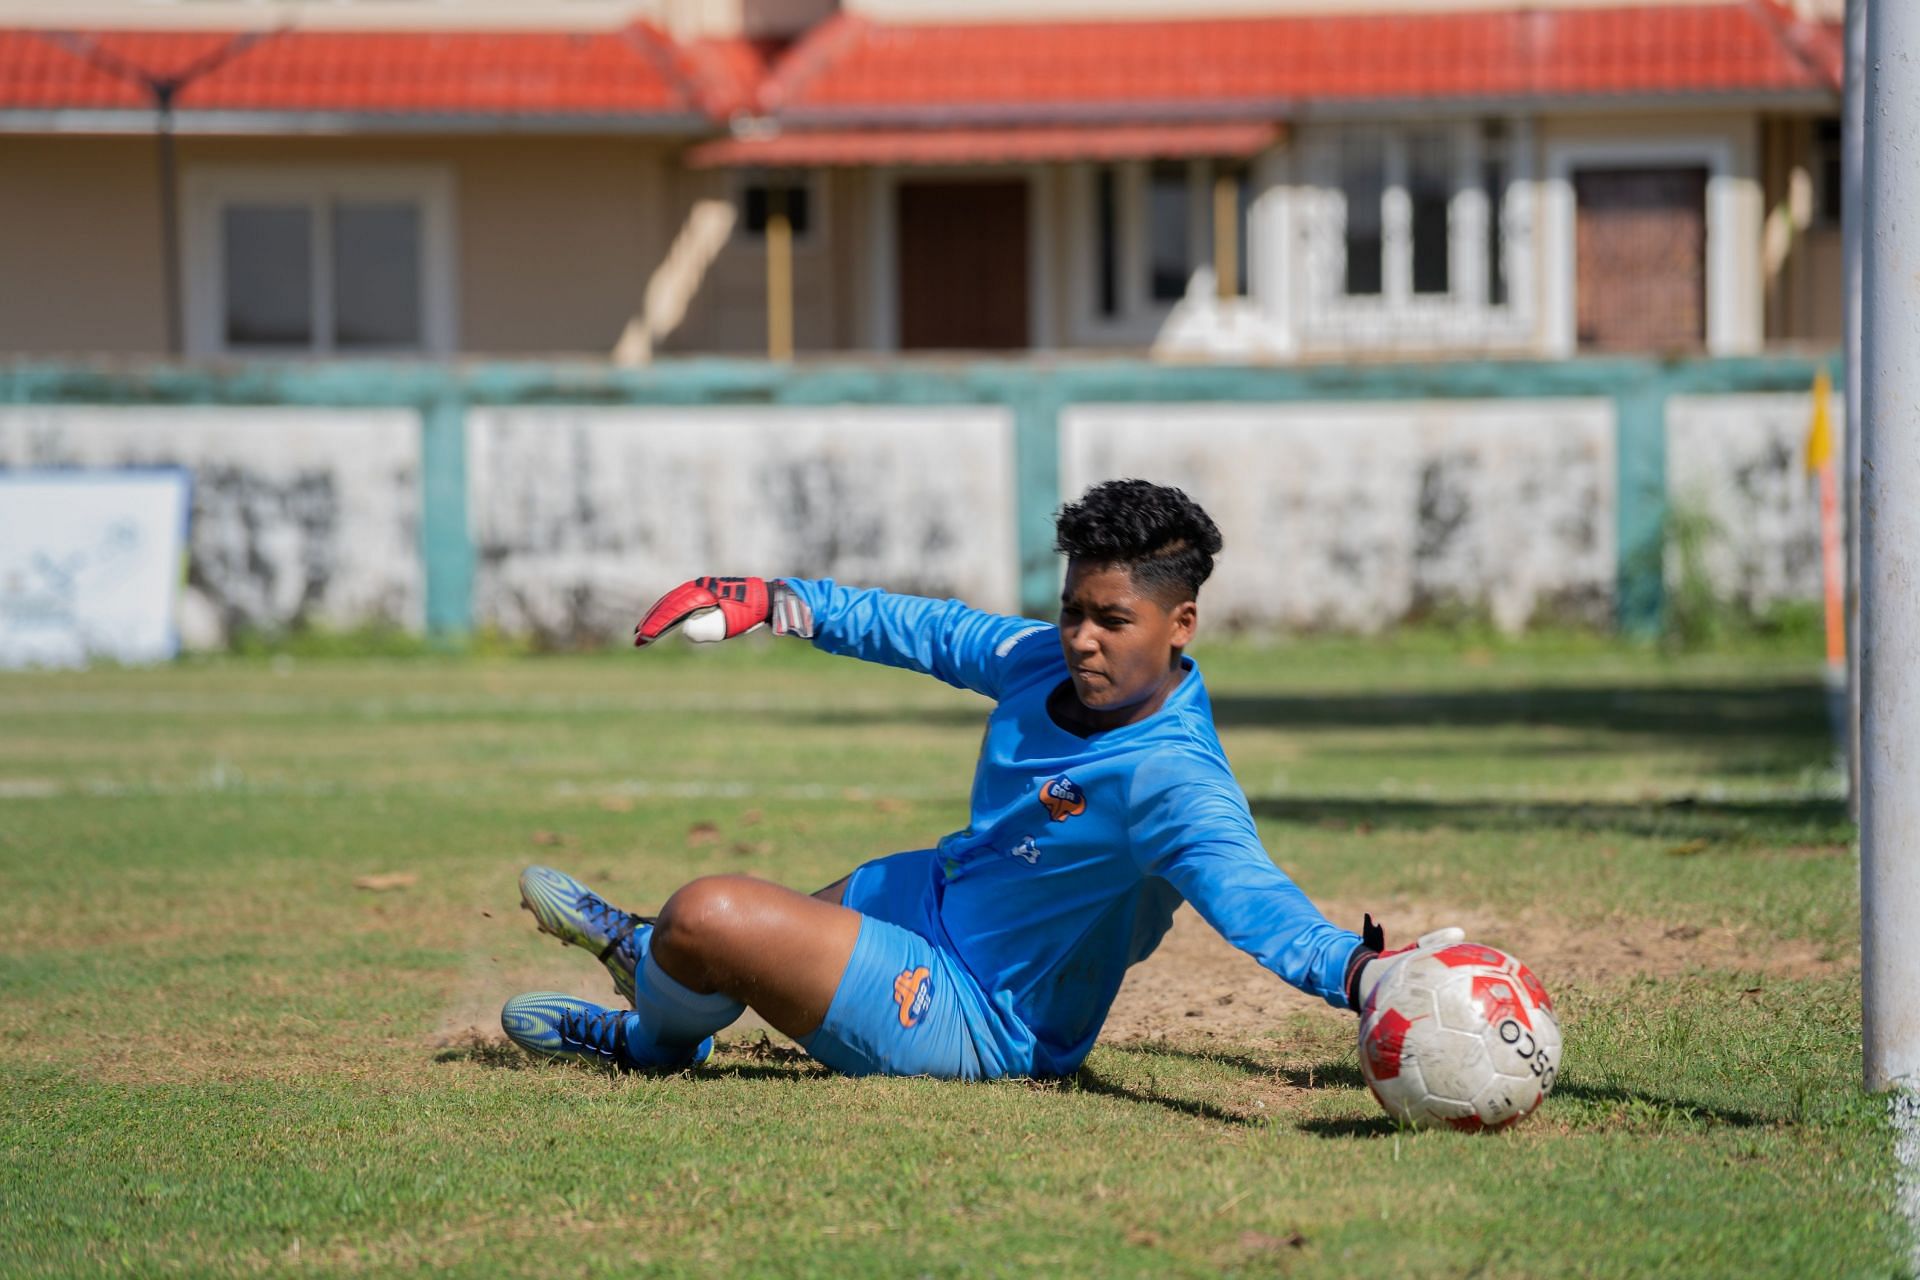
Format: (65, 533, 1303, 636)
(1860, 0, 1920, 1092)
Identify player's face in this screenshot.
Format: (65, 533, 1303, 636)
(1058, 561, 1196, 714)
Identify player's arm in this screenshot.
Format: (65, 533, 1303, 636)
(1133, 774, 1467, 1010)
(1129, 763, 1368, 1010)
(635, 574, 1052, 700)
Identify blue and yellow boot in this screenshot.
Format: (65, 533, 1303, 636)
(500, 992, 712, 1072)
(518, 865, 650, 1003)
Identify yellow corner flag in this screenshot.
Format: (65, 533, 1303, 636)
(1806, 367, 1835, 474)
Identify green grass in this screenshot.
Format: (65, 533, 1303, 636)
(0, 633, 1901, 1277)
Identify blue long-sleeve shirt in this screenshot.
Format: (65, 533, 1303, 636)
(781, 578, 1363, 1076)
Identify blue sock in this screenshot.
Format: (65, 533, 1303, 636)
(623, 950, 744, 1057)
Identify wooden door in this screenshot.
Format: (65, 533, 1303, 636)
(1574, 167, 1709, 352)
(897, 180, 1029, 350)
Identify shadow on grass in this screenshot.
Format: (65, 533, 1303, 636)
(1209, 683, 1826, 738)
(795, 680, 1836, 787)
(796, 681, 1827, 738)
(1070, 1061, 1263, 1128)
(1112, 1040, 1368, 1091)
(1080, 1045, 1776, 1137)
(432, 1033, 828, 1081)
(1249, 794, 1849, 844)
(1294, 1075, 1775, 1139)
(1071, 1044, 1372, 1128)
(1549, 1078, 1772, 1128)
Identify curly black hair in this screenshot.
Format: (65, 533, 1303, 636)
(1053, 479, 1224, 603)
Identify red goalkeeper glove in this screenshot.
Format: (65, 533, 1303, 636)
(633, 577, 814, 647)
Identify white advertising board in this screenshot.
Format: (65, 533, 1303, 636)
(0, 470, 191, 668)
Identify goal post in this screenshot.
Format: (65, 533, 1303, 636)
(1860, 0, 1920, 1092)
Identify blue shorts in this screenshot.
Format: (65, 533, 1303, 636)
(802, 849, 1037, 1081)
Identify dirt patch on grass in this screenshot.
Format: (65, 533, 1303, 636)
(1099, 898, 1847, 1044)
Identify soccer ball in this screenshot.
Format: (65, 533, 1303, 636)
(1357, 940, 1561, 1132)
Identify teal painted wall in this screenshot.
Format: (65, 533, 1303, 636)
(0, 354, 1843, 635)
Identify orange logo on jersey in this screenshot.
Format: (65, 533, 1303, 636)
(893, 966, 934, 1028)
(1039, 775, 1087, 822)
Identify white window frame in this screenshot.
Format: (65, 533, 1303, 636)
(181, 165, 458, 359)
(1301, 119, 1535, 354)
(1065, 157, 1264, 347)
(1542, 135, 1741, 357)
(729, 170, 829, 249)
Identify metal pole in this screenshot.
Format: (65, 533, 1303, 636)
(1860, 0, 1920, 1092)
(155, 83, 182, 357)
(1844, 0, 1868, 821)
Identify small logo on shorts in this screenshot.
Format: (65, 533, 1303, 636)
(1010, 836, 1041, 865)
(893, 966, 934, 1028)
(1039, 775, 1087, 822)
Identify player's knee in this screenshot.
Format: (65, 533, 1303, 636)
(653, 876, 756, 964)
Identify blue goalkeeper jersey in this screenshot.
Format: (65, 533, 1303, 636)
(781, 578, 1364, 1076)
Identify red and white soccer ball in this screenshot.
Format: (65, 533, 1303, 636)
(1357, 940, 1562, 1132)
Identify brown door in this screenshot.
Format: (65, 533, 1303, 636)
(1574, 167, 1709, 352)
(897, 180, 1029, 350)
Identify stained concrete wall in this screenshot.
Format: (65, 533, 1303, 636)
(0, 388, 1842, 645)
(1666, 391, 1846, 611)
(465, 406, 1017, 644)
(1062, 400, 1617, 632)
(0, 407, 422, 645)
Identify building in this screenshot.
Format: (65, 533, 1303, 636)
(0, 1, 1849, 650)
(0, 0, 1846, 364)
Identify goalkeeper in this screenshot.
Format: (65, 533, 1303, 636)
(502, 479, 1415, 1079)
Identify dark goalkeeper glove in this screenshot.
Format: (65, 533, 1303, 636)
(1343, 914, 1467, 1011)
(633, 576, 814, 647)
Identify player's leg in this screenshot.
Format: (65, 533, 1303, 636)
(648, 875, 862, 1039)
(510, 866, 860, 1063)
(518, 863, 851, 1001)
(508, 855, 1016, 1077)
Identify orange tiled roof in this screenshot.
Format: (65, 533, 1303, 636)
(0, 3, 1840, 127)
(761, 3, 1841, 124)
(0, 25, 717, 119)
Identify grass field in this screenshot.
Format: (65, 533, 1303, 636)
(0, 632, 1901, 1277)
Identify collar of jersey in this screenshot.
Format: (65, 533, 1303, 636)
(1045, 655, 1200, 741)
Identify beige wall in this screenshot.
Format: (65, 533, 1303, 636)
(1759, 115, 1844, 346)
(1795, 228, 1844, 344)
(0, 108, 1824, 362)
(0, 137, 170, 354)
(0, 134, 697, 358)
(654, 167, 844, 356)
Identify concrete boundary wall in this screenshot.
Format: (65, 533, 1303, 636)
(1065, 399, 1615, 632)
(0, 404, 422, 646)
(467, 406, 1017, 642)
(1666, 390, 1849, 611)
(0, 355, 1841, 641)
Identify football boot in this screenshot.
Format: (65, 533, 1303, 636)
(518, 865, 651, 1003)
(499, 992, 712, 1072)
